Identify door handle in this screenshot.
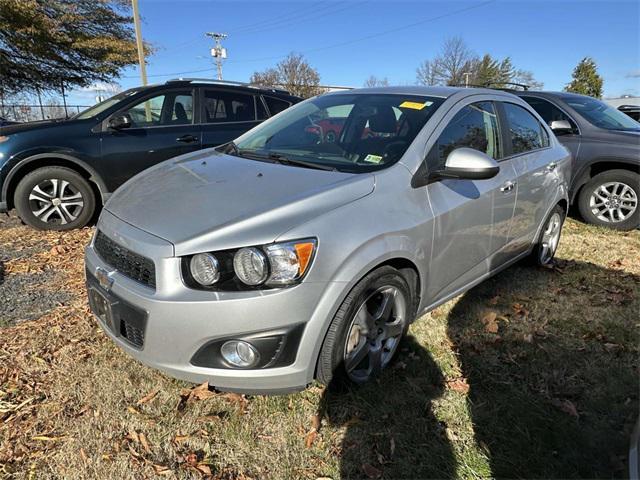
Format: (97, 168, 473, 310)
(546, 162, 557, 172)
(500, 181, 516, 193)
(176, 134, 198, 143)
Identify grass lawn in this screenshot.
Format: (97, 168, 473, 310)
(0, 215, 638, 479)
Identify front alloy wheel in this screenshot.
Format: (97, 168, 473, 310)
(14, 166, 96, 231)
(28, 178, 85, 225)
(588, 181, 637, 224)
(578, 169, 640, 231)
(316, 266, 413, 386)
(343, 285, 407, 383)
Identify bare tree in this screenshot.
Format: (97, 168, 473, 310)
(250, 53, 321, 98)
(416, 60, 440, 86)
(364, 75, 389, 88)
(433, 36, 475, 85)
(512, 69, 544, 90)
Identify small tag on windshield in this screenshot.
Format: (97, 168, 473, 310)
(363, 154, 383, 164)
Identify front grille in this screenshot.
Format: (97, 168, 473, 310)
(94, 230, 156, 289)
(120, 319, 145, 348)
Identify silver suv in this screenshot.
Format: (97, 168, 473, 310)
(84, 87, 570, 393)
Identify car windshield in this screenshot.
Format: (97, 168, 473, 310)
(232, 93, 444, 173)
(74, 88, 142, 120)
(560, 94, 640, 131)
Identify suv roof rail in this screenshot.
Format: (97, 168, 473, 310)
(165, 78, 292, 95)
(452, 81, 531, 91)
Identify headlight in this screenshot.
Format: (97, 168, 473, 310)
(233, 247, 268, 286)
(0, 136, 9, 144)
(183, 238, 317, 290)
(190, 253, 220, 286)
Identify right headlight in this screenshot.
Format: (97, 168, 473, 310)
(182, 238, 317, 290)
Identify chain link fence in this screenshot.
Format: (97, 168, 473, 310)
(1, 104, 90, 123)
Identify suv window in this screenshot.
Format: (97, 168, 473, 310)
(428, 102, 501, 170)
(123, 91, 193, 127)
(521, 96, 578, 133)
(203, 90, 256, 123)
(503, 102, 549, 154)
(264, 96, 291, 116)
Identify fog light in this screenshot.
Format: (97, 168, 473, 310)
(220, 340, 259, 368)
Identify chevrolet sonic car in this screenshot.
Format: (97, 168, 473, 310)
(0, 79, 300, 231)
(85, 86, 570, 394)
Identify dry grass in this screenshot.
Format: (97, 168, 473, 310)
(0, 215, 638, 479)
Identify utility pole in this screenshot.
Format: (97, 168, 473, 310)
(205, 32, 228, 80)
(131, 0, 148, 86)
(463, 72, 471, 87)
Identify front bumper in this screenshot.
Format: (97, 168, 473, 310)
(84, 210, 345, 394)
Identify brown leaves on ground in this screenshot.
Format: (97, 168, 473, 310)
(304, 414, 322, 448)
(551, 398, 580, 419)
(362, 462, 382, 478)
(446, 377, 470, 395)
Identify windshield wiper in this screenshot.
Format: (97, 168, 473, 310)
(266, 153, 337, 171)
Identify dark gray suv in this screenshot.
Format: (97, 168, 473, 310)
(516, 91, 639, 230)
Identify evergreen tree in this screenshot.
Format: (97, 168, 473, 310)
(565, 57, 604, 98)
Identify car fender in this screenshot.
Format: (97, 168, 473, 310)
(1, 152, 109, 205)
(571, 156, 640, 202)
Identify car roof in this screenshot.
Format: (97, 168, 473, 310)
(323, 85, 509, 99)
(161, 78, 296, 97)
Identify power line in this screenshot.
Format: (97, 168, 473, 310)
(124, 1, 495, 79)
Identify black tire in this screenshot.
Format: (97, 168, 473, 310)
(14, 166, 96, 231)
(529, 204, 565, 267)
(578, 169, 639, 231)
(316, 266, 413, 386)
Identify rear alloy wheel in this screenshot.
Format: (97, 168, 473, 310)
(530, 204, 565, 267)
(316, 266, 412, 386)
(578, 170, 639, 231)
(14, 166, 96, 231)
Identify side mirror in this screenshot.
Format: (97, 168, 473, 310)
(550, 119, 572, 133)
(436, 147, 500, 181)
(108, 114, 131, 130)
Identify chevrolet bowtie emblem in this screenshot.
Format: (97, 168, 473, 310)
(95, 267, 114, 292)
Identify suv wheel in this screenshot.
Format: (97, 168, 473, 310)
(14, 166, 96, 231)
(316, 266, 412, 386)
(578, 169, 639, 230)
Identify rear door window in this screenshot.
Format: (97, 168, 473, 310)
(203, 90, 256, 123)
(502, 103, 549, 154)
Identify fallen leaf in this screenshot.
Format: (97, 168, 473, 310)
(190, 382, 216, 401)
(185, 452, 199, 466)
(311, 414, 322, 431)
(137, 389, 159, 405)
(79, 448, 88, 462)
(196, 463, 212, 476)
(305, 429, 318, 449)
(138, 432, 151, 454)
(152, 464, 172, 476)
(446, 377, 470, 394)
(362, 463, 382, 479)
(552, 399, 579, 418)
(481, 311, 499, 334)
(174, 434, 190, 443)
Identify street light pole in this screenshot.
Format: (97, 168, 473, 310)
(131, 0, 148, 86)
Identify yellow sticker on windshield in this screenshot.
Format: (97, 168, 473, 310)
(400, 101, 427, 110)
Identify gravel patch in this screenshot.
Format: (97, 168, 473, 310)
(0, 213, 72, 326)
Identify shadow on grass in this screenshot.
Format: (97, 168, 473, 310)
(447, 259, 639, 478)
(318, 335, 456, 479)
(318, 259, 639, 478)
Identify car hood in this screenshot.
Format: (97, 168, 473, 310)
(105, 150, 375, 255)
(0, 118, 86, 135)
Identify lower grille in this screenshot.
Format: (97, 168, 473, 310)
(120, 319, 145, 348)
(94, 230, 156, 289)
